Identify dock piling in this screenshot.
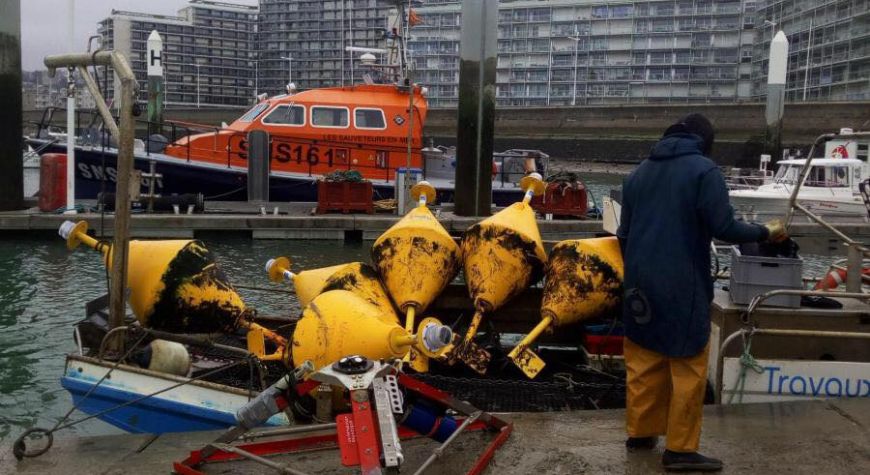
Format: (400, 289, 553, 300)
(453, 0, 497, 217)
(247, 130, 270, 203)
(0, 0, 23, 211)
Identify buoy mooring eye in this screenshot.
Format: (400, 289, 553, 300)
(334, 355, 373, 374)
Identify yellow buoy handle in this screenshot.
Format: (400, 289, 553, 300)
(507, 315, 554, 360)
(411, 181, 436, 207)
(244, 321, 288, 347)
(519, 172, 545, 204)
(265, 257, 295, 283)
(242, 322, 290, 365)
(404, 306, 416, 333)
(59, 220, 102, 252)
(390, 330, 417, 355)
(462, 311, 484, 344)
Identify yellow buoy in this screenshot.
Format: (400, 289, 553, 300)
(291, 290, 453, 372)
(508, 236, 624, 378)
(59, 220, 289, 363)
(265, 258, 398, 324)
(450, 174, 547, 374)
(370, 181, 460, 372)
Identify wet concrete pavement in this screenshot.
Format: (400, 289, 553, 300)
(3, 398, 868, 474)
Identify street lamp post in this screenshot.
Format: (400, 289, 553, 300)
(253, 60, 259, 98)
(194, 63, 201, 108)
(280, 56, 293, 87)
(568, 26, 583, 106)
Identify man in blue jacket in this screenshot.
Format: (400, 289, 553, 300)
(617, 114, 785, 471)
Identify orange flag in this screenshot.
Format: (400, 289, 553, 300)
(409, 9, 424, 27)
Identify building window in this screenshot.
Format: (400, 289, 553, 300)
(311, 106, 349, 128)
(262, 104, 306, 126)
(354, 108, 386, 130)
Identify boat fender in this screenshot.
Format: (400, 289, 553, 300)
(814, 267, 870, 290)
(143, 339, 191, 376)
(146, 134, 169, 153)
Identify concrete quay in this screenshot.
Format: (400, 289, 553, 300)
(3, 398, 868, 474)
(0, 201, 866, 255)
(0, 201, 605, 242)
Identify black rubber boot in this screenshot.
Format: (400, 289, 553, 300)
(625, 437, 658, 450)
(662, 450, 723, 472)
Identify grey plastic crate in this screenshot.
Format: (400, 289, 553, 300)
(728, 245, 803, 308)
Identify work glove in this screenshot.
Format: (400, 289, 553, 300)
(764, 219, 788, 243)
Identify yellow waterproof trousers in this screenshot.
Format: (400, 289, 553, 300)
(624, 337, 709, 453)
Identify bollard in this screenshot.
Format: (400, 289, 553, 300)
(247, 130, 270, 203)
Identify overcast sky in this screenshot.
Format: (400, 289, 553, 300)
(20, 0, 258, 70)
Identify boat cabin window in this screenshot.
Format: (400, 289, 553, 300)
(311, 106, 349, 128)
(262, 104, 306, 126)
(238, 103, 269, 123)
(354, 108, 386, 130)
(805, 165, 850, 188)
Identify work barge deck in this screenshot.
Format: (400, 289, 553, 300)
(0, 201, 866, 256)
(4, 398, 867, 474)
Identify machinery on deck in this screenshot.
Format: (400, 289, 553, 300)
(290, 290, 452, 371)
(174, 355, 512, 475)
(265, 257, 399, 324)
(58, 220, 289, 362)
(371, 181, 461, 372)
(508, 237, 624, 378)
(449, 173, 547, 373)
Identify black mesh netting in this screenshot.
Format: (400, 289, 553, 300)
(412, 369, 625, 412)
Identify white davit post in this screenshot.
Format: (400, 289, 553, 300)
(601, 196, 621, 235)
(64, 0, 76, 214)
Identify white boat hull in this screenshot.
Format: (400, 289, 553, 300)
(730, 194, 868, 222)
(61, 355, 290, 433)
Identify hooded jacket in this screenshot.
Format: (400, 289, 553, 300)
(617, 133, 768, 357)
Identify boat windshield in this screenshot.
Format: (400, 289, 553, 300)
(237, 103, 269, 123)
(773, 164, 801, 184)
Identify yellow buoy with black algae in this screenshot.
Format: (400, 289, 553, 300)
(290, 290, 453, 373)
(58, 220, 290, 363)
(448, 173, 547, 374)
(264, 257, 398, 324)
(508, 236, 623, 378)
(370, 181, 460, 372)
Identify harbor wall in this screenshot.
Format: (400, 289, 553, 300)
(22, 101, 870, 167)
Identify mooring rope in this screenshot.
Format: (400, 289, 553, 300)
(12, 338, 252, 460)
(726, 329, 765, 405)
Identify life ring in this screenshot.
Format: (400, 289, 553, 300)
(814, 267, 870, 290)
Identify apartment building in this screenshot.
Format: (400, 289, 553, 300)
(83, 0, 869, 110)
(751, 0, 870, 101)
(98, 0, 259, 107)
(410, 0, 756, 107)
(257, 0, 393, 91)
